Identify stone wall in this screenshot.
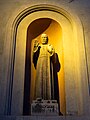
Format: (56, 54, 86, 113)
(0, 0, 90, 117)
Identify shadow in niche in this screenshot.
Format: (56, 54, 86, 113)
(51, 53, 63, 115)
(51, 53, 60, 101)
(23, 18, 52, 115)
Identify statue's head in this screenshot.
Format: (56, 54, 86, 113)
(41, 33, 48, 44)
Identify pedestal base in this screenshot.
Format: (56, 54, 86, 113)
(31, 98, 59, 115)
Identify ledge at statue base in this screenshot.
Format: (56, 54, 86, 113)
(31, 98, 59, 116)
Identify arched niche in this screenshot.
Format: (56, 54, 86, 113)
(5, 4, 88, 116)
(23, 18, 65, 115)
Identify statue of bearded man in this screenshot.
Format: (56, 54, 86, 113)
(33, 34, 55, 100)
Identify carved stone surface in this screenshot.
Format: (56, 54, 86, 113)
(31, 98, 59, 115)
(0, 40, 4, 55)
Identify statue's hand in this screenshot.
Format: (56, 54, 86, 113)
(48, 44, 55, 56)
(34, 40, 39, 47)
(33, 40, 39, 53)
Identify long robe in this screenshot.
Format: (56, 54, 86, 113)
(33, 44, 55, 100)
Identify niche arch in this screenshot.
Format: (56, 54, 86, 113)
(5, 4, 88, 116)
(23, 18, 65, 115)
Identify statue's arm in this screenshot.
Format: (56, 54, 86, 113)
(33, 40, 40, 69)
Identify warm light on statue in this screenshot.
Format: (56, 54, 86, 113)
(33, 33, 55, 99)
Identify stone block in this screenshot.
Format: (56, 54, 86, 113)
(31, 99, 59, 116)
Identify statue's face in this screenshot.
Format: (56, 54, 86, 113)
(41, 34, 48, 44)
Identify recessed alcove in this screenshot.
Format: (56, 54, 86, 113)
(23, 18, 65, 115)
(4, 4, 88, 116)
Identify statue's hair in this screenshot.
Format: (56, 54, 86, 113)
(41, 33, 48, 37)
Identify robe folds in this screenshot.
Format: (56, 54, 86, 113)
(33, 44, 55, 100)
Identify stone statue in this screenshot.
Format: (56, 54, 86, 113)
(33, 34, 60, 100)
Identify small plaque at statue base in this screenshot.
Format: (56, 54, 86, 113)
(31, 98, 59, 116)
